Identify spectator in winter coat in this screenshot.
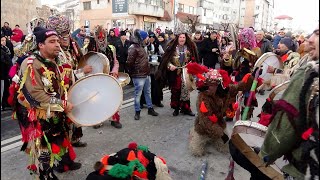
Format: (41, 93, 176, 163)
(202, 31, 220, 69)
(107, 29, 119, 46)
(11, 25, 24, 43)
(115, 30, 130, 72)
(193, 31, 204, 63)
(273, 29, 285, 49)
(256, 30, 273, 54)
(1, 22, 12, 39)
(1, 34, 12, 110)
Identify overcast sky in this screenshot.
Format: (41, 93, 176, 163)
(41, 0, 319, 32)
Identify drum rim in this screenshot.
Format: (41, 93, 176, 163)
(67, 73, 123, 126)
(117, 72, 131, 87)
(78, 52, 110, 74)
(254, 52, 283, 68)
(269, 80, 290, 101)
(233, 120, 268, 132)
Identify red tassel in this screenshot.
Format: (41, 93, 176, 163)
(241, 73, 251, 83)
(30, 68, 37, 86)
(112, 111, 120, 122)
(68, 145, 76, 161)
(196, 74, 206, 81)
(186, 62, 208, 75)
(232, 102, 238, 110)
(302, 128, 314, 140)
(128, 142, 138, 150)
(219, 70, 231, 87)
(64, 165, 69, 172)
(208, 114, 218, 123)
(127, 150, 136, 161)
(258, 112, 272, 127)
(28, 109, 36, 122)
(200, 101, 208, 113)
(51, 143, 60, 154)
(137, 150, 149, 167)
(27, 164, 37, 171)
(62, 138, 70, 148)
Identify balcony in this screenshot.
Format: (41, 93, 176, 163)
(128, 0, 164, 17)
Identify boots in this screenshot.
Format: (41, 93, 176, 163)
(134, 111, 140, 120)
(173, 109, 179, 116)
(111, 121, 122, 129)
(148, 108, 159, 116)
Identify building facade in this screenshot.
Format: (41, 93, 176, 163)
(239, 0, 274, 31)
(79, 0, 170, 31)
(1, 0, 42, 33)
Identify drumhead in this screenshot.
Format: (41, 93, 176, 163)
(78, 52, 110, 75)
(254, 52, 283, 82)
(67, 74, 123, 126)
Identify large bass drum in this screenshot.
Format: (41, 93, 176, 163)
(254, 52, 283, 82)
(67, 74, 123, 126)
(78, 52, 110, 75)
(231, 121, 287, 180)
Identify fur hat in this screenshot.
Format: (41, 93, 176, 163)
(33, 27, 58, 44)
(120, 30, 126, 37)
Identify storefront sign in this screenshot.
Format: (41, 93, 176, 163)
(112, 0, 128, 14)
(143, 16, 157, 22)
(126, 18, 135, 25)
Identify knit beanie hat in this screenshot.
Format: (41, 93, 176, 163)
(280, 37, 294, 50)
(33, 27, 58, 44)
(139, 31, 148, 41)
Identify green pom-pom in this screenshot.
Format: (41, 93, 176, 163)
(108, 164, 132, 178)
(137, 145, 149, 152)
(108, 159, 146, 178)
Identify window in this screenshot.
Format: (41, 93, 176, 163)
(83, 1, 91, 10)
(97, 0, 99, 4)
(189, 6, 194, 14)
(204, 8, 206, 16)
(178, 3, 184, 12)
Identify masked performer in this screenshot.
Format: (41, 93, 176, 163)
(86, 142, 172, 180)
(93, 25, 122, 129)
(156, 32, 199, 116)
(15, 27, 81, 179)
(46, 14, 90, 147)
(186, 63, 258, 156)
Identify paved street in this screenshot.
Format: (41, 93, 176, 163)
(1, 85, 273, 180)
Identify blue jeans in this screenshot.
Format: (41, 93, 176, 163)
(133, 76, 153, 112)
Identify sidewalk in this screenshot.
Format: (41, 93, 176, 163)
(0, 89, 269, 180)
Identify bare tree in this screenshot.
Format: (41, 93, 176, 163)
(186, 15, 200, 33)
(221, 22, 230, 32)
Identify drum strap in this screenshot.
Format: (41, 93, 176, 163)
(271, 99, 299, 133)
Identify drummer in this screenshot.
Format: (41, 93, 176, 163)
(257, 37, 300, 94)
(93, 25, 123, 129)
(46, 14, 91, 147)
(16, 27, 81, 178)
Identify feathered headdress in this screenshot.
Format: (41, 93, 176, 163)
(238, 28, 257, 49)
(46, 14, 71, 35)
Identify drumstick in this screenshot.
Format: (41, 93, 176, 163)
(73, 91, 99, 107)
(242, 68, 261, 120)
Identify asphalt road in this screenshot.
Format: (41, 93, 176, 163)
(0, 85, 135, 141)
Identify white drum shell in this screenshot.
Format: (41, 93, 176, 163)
(67, 74, 122, 126)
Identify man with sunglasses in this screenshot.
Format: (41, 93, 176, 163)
(47, 14, 91, 148)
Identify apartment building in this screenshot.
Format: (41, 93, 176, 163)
(79, 0, 169, 31)
(1, 0, 42, 33)
(239, 0, 274, 31)
(197, 0, 240, 30)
